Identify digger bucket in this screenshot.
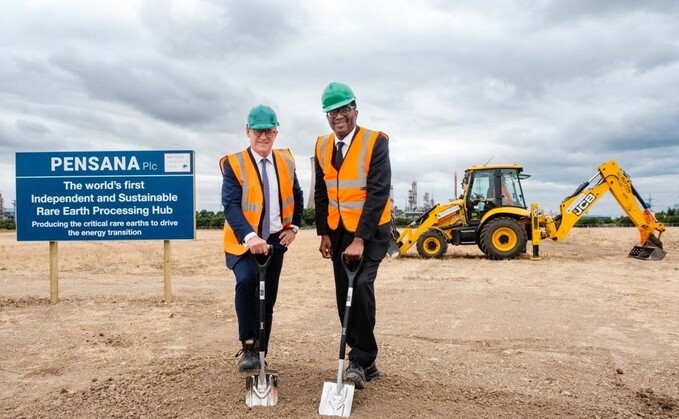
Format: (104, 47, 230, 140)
(245, 370, 279, 407)
(629, 244, 666, 260)
(628, 235, 666, 260)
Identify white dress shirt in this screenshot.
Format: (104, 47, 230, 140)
(334, 126, 357, 158)
(244, 152, 298, 244)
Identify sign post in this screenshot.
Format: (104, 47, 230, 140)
(164, 240, 172, 303)
(50, 241, 58, 304)
(16, 150, 196, 303)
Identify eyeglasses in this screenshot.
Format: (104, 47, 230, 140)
(252, 129, 277, 139)
(326, 105, 355, 118)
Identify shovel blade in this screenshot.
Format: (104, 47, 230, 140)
(245, 372, 279, 407)
(319, 380, 355, 417)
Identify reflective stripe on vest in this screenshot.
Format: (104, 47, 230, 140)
(275, 150, 296, 226)
(315, 127, 391, 232)
(220, 149, 296, 255)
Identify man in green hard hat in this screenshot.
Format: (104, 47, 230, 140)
(314, 82, 392, 389)
(220, 104, 304, 372)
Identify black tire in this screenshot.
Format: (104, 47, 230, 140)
(479, 217, 527, 260)
(477, 238, 487, 255)
(475, 228, 487, 254)
(416, 229, 448, 259)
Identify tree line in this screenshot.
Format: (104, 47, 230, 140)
(202, 207, 679, 229)
(108, 207, 679, 229)
(1, 207, 678, 231)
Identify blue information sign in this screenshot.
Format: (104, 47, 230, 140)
(15, 150, 195, 241)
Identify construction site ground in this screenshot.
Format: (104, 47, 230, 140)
(1, 227, 678, 418)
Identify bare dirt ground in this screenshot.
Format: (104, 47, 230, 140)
(1, 227, 678, 418)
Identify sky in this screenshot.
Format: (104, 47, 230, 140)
(2, 0, 679, 217)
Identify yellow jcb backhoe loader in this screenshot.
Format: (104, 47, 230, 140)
(389, 160, 666, 260)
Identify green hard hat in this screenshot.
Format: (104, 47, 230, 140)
(247, 104, 279, 129)
(321, 82, 356, 112)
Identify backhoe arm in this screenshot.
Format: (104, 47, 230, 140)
(539, 160, 665, 260)
(606, 166, 665, 247)
(546, 175, 612, 241)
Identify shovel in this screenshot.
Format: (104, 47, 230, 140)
(319, 254, 363, 417)
(245, 245, 279, 407)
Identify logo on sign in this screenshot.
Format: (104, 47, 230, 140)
(164, 153, 191, 173)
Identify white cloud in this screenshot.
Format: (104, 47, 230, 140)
(1, 0, 678, 218)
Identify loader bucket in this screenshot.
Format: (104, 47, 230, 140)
(386, 220, 401, 258)
(386, 239, 401, 258)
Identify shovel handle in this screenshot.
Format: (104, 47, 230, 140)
(253, 245, 273, 357)
(337, 253, 363, 364)
(253, 245, 274, 272)
(341, 253, 363, 285)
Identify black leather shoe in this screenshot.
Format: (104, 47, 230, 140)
(365, 362, 380, 382)
(235, 342, 259, 372)
(344, 361, 366, 390)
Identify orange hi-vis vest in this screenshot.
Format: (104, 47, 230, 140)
(220, 148, 296, 255)
(315, 127, 391, 232)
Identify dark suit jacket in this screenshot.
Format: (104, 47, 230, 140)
(314, 126, 391, 261)
(221, 147, 304, 268)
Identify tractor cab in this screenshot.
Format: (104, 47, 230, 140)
(463, 165, 529, 223)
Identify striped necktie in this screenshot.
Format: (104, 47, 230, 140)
(260, 159, 270, 240)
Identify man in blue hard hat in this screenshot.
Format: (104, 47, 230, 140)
(220, 104, 304, 372)
(314, 82, 392, 389)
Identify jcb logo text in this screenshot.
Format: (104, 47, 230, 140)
(572, 193, 596, 216)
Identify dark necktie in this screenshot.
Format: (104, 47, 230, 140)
(260, 159, 270, 239)
(334, 141, 345, 170)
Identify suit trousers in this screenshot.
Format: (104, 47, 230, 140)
(331, 226, 382, 368)
(231, 233, 286, 352)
